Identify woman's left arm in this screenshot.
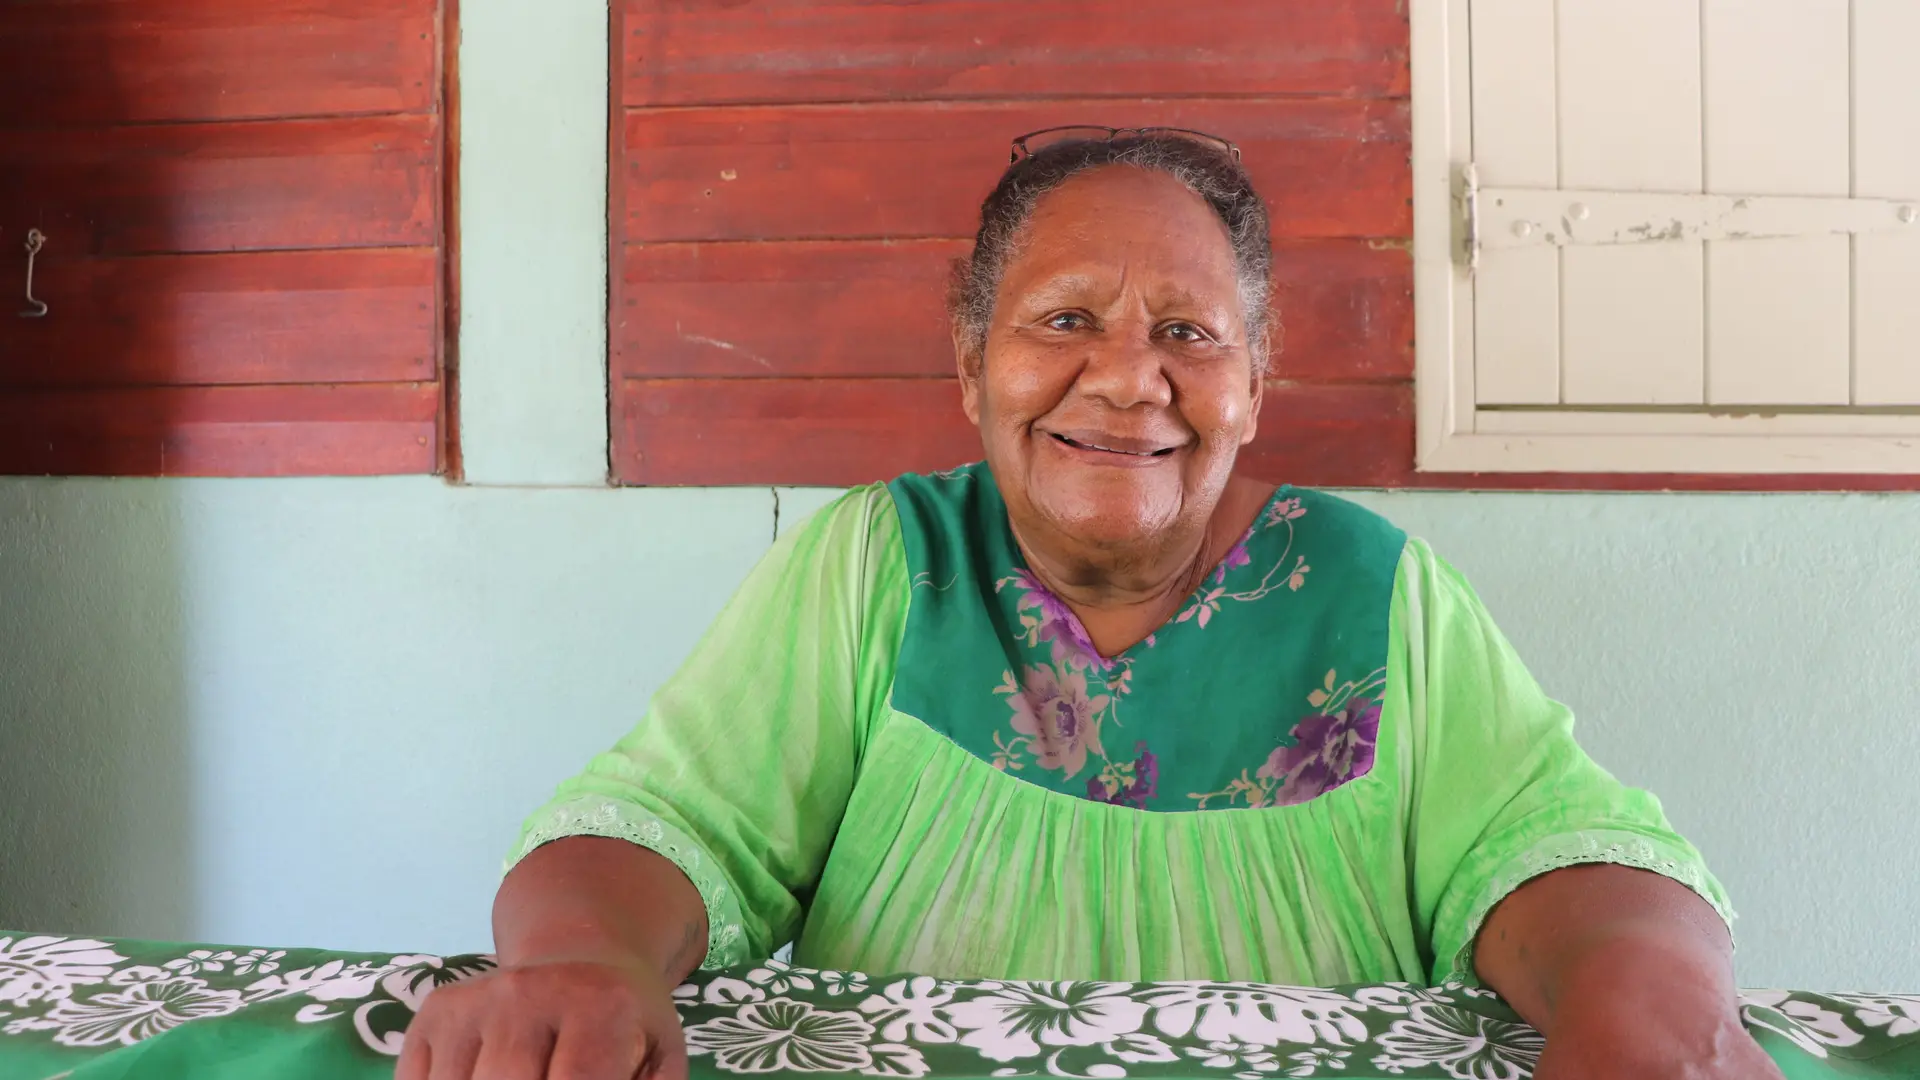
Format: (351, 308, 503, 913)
(1476, 863, 1781, 1079)
(1393, 539, 1777, 1079)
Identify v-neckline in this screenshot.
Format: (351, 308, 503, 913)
(998, 482, 1291, 666)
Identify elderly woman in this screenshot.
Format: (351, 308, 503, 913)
(403, 130, 1775, 1080)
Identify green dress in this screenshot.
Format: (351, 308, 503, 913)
(509, 465, 1730, 988)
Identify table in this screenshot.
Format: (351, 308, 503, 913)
(1, 933, 1915, 1079)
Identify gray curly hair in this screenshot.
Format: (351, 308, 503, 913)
(949, 133, 1275, 368)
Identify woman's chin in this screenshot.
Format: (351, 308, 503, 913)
(1033, 484, 1187, 552)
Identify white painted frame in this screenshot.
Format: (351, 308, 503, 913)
(1410, 0, 1920, 475)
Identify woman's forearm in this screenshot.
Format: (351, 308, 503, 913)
(493, 836, 711, 984)
(1474, 863, 1736, 1036)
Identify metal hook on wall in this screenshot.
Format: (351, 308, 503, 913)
(20, 229, 47, 318)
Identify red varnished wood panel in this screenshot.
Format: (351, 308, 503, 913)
(0, 383, 440, 476)
(0, 0, 437, 126)
(616, 238, 1411, 380)
(616, 375, 1920, 489)
(618, 240, 964, 378)
(1270, 240, 1412, 382)
(620, 378, 978, 485)
(624, 100, 1409, 242)
(616, 377, 1413, 487)
(0, 249, 438, 388)
(622, 0, 1409, 106)
(0, 115, 439, 255)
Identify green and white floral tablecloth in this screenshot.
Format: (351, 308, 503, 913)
(0, 933, 1915, 1079)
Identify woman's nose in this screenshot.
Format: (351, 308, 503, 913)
(1074, 327, 1173, 410)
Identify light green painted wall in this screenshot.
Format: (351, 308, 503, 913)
(4, 481, 1916, 990)
(1, 0, 1915, 996)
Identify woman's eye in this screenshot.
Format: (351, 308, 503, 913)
(1046, 313, 1087, 331)
(1163, 322, 1210, 343)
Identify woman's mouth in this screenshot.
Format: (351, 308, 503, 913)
(1047, 432, 1178, 459)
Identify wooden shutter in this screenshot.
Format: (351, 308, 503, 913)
(611, 1, 1414, 487)
(1417, 0, 1920, 484)
(0, 0, 450, 477)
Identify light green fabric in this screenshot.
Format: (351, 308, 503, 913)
(511, 484, 1729, 985)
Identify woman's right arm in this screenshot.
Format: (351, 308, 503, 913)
(398, 486, 905, 1080)
(398, 838, 708, 1080)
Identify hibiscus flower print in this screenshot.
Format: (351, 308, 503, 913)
(5, 977, 243, 1048)
(1259, 698, 1381, 806)
(1008, 664, 1109, 778)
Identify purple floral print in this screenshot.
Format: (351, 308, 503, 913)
(1087, 743, 1160, 809)
(1008, 664, 1110, 777)
(1258, 698, 1381, 806)
(1002, 571, 1102, 667)
(1212, 530, 1254, 585)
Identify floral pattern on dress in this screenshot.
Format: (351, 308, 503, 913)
(987, 494, 1351, 809)
(1192, 670, 1386, 810)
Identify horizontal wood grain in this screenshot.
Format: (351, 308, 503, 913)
(0, 0, 436, 126)
(0, 383, 439, 476)
(622, 0, 1408, 106)
(0, 115, 439, 255)
(0, 249, 439, 388)
(614, 377, 1414, 487)
(616, 238, 1411, 380)
(618, 239, 964, 378)
(623, 99, 1409, 242)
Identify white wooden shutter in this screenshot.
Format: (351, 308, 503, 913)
(1413, 0, 1920, 474)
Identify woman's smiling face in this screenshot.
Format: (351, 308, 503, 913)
(959, 164, 1265, 560)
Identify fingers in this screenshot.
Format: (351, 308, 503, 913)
(425, 1028, 482, 1080)
(470, 1023, 556, 1080)
(395, 1034, 431, 1080)
(645, 1039, 690, 1080)
(645, 1010, 690, 1080)
(547, 1021, 648, 1080)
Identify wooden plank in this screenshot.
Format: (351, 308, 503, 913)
(1709, 235, 1852, 405)
(1702, 0, 1851, 406)
(0, 115, 439, 255)
(619, 240, 963, 378)
(1556, 0, 1704, 406)
(1270, 240, 1413, 382)
(1562, 245, 1704, 405)
(621, 0, 1409, 106)
(1704, 0, 1850, 197)
(1852, 0, 1920, 405)
(0, 383, 439, 476)
(1466, 0, 1557, 405)
(616, 238, 1410, 381)
(623, 100, 1409, 242)
(0, 248, 439, 388)
(614, 377, 1412, 487)
(0, 0, 436, 126)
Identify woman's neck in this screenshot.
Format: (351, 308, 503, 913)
(1012, 476, 1277, 657)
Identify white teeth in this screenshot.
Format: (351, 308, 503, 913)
(1057, 434, 1162, 456)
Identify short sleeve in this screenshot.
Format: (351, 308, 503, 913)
(505, 486, 907, 969)
(1395, 538, 1735, 986)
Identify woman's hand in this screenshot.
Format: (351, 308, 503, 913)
(397, 956, 688, 1080)
(400, 838, 714, 1080)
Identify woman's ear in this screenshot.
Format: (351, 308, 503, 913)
(954, 325, 985, 426)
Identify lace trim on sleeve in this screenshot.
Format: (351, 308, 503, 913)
(505, 795, 749, 970)
(1446, 829, 1738, 986)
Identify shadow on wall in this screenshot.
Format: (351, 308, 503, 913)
(0, 18, 196, 938)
